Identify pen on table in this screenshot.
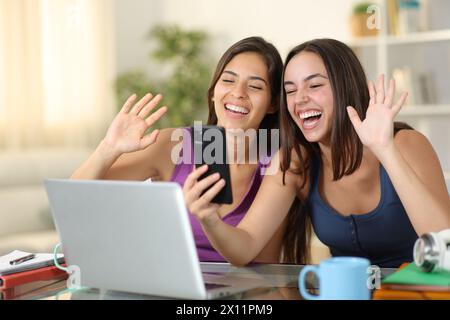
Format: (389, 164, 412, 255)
(9, 253, 36, 265)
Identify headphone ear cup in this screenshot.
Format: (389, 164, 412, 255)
(442, 250, 450, 272)
(437, 230, 450, 272)
(414, 230, 450, 272)
(438, 229, 450, 242)
(415, 232, 441, 272)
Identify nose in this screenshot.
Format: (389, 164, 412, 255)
(230, 81, 247, 99)
(294, 89, 309, 105)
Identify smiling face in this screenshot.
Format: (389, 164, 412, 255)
(284, 51, 334, 144)
(213, 52, 273, 130)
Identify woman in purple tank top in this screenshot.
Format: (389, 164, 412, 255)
(71, 37, 286, 262)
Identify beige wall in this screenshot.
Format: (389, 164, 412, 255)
(114, 0, 355, 73)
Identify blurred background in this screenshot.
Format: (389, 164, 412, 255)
(0, 0, 449, 261)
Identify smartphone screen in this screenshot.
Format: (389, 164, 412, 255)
(191, 125, 233, 204)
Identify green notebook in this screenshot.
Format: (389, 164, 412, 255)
(382, 263, 450, 287)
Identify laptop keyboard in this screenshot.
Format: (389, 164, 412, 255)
(204, 282, 229, 290)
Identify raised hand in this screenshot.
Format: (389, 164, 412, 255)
(183, 165, 225, 226)
(347, 74, 408, 157)
(103, 93, 167, 155)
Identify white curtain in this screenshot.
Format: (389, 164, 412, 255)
(0, 0, 116, 149)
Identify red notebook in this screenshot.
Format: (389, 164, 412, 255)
(0, 265, 68, 290)
(1, 278, 67, 300)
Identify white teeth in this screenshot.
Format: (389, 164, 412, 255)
(225, 104, 249, 115)
(299, 110, 322, 120)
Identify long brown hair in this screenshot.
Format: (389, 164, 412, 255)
(280, 39, 412, 264)
(206, 36, 283, 131)
(205, 37, 285, 260)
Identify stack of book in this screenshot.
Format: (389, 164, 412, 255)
(374, 263, 450, 300)
(0, 250, 67, 300)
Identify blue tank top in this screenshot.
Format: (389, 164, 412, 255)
(307, 156, 418, 268)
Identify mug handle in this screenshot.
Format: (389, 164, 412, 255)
(299, 265, 320, 300)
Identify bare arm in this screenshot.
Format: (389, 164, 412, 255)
(100, 127, 177, 181)
(378, 130, 450, 235)
(183, 151, 302, 266)
(252, 218, 287, 263)
(347, 75, 450, 236)
(71, 93, 169, 180)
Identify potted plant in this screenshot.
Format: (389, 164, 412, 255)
(115, 25, 213, 128)
(350, 2, 379, 37)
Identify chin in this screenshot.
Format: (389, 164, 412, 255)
(300, 129, 325, 143)
(303, 135, 320, 143)
(222, 122, 244, 130)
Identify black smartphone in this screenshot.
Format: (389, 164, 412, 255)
(191, 125, 233, 204)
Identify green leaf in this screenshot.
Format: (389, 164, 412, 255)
(116, 24, 213, 127)
(353, 2, 376, 14)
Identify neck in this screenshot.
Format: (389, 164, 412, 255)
(318, 141, 378, 174)
(318, 139, 332, 168)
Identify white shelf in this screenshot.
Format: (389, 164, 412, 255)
(398, 105, 450, 116)
(349, 36, 379, 47)
(349, 29, 450, 47)
(387, 29, 450, 45)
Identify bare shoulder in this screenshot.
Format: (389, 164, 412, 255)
(394, 129, 444, 180)
(394, 129, 429, 147)
(154, 127, 179, 146)
(142, 127, 183, 156)
(143, 127, 184, 177)
(394, 129, 435, 157)
(393, 128, 449, 203)
(274, 146, 310, 199)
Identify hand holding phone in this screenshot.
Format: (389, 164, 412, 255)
(191, 125, 233, 204)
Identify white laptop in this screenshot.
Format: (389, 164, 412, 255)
(44, 179, 257, 299)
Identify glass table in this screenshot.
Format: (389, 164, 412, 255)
(8, 263, 397, 300)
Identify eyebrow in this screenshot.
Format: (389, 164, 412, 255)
(223, 70, 268, 85)
(284, 73, 328, 86)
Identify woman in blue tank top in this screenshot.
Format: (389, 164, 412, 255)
(277, 39, 450, 267)
(184, 39, 450, 268)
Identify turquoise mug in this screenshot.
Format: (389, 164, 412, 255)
(299, 257, 371, 300)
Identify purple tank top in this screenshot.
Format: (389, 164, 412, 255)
(169, 128, 271, 262)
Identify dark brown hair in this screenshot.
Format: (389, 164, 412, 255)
(282, 39, 371, 181)
(279, 39, 412, 264)
(206, 36, 283, 131)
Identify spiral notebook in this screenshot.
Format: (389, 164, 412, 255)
(0, 250, 64, 276)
